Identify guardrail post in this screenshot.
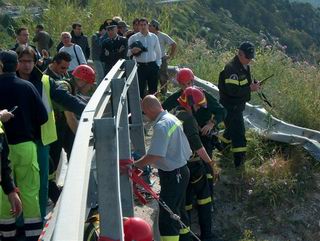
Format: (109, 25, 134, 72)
(112, 78, 134, 217)
(126, 60, 146, 156)
(94, 118, 124, 240)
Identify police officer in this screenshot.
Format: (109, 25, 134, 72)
(218, 41, 260, 168)
(176, 87, 216, 241)
(134, 95, 191, 241)
(100, 19, 128, 74)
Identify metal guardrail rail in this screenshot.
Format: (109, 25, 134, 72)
(40, 59, 146, 240)
(192, 74, 320, 161)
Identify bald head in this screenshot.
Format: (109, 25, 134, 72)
(142, 95, 164, 121)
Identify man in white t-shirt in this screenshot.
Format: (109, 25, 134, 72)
(127, 18, 161, 98)
(149, 19, 177, 95)
(59, 32, 87, 73)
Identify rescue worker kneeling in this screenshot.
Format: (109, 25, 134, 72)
(176, 87, 216, 241)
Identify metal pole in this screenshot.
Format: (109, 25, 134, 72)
(112, 78, 134, 217)
(126, 60, 146, 157)
(94, 118, 124, 240)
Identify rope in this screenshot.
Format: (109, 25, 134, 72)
(120, 160, 201, 241)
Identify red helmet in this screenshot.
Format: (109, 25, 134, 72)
(176, 68, 194, 85)
(72, 65, 96, 84)
(177, 86, 207, 110)
(123, 217, 153, 241)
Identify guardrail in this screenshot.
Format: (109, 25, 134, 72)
(41, 59, 145, 240)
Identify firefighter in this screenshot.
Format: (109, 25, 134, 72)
(162, 68, 225, 196)
(176, 86, 215, 241)
(134, 95, 191, 241)
(218, 41, 260, 168)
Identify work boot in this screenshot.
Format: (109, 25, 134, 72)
(233, 152, 245, 168)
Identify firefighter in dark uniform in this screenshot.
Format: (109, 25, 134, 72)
(162, 68, 225, 195)
(218, 41, 260, 167)
(176, 87, 216, 241)
(100, 19, 128, 74)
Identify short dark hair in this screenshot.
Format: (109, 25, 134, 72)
(72, 23, 82, 29)
(36, 24, 44, 30)
(139, 18, 148, 24)
(52, 51, 72, 64)
(16, 27, 28, 36)
(132, 18, 139, 25)
(99, 24, 105, 32)
(16, 46, 36, 61)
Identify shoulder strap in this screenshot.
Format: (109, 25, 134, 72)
(73, 44, 81, 65)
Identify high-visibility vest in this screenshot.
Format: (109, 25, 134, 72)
(41, 75, 57, 145)
(0, 122, 4, 134)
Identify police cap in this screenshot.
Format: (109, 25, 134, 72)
(104, 19, 118, 29)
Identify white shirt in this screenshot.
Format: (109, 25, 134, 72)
(156, 31, 175, 58)
(128, 32, 162, 66)
(59, 44, 87, 71)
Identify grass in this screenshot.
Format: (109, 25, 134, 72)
(172, 40, 320, 131)
(2, 0, 320, 132)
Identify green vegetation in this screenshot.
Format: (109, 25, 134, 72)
(290, 0, 320, 7)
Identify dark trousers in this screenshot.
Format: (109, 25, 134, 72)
(200, 135, 215, 195)
(184, 161, 213, 241)
(158, 165, 190, 240)
(159, 57, 169, 94)
(137, 61, 159, 98)
(48, 115, 75, 203)
(223, 104, 247, 167)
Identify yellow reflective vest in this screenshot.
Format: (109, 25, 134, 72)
(40, 75, 57, 145)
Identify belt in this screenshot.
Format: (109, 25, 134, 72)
(137, 61, 156, 66)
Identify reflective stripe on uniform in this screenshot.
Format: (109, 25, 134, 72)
(231, 147, 247, 153)
(167, 120, 182, 138)
(197, 196, 212, 205)
(24, 217, 42, 224)
(25, 229, 42, 237)
(2, 230, 16, 237)
(219, 135, 231, 144)
(179, 226, 190, 235)
(206, 173, 213, 179)
(190, 175, 203, 184)
(225, 79, 248, 86)
(185, 204, 193, 211)
(0, 122, 4, 134)
(0, 218, 15, 225)
(160, 235, 180, 241)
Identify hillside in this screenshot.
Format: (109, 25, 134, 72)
(2, 0, 320, 63)
(291, 0, 320, 7)
(165, 0, 320, 63)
